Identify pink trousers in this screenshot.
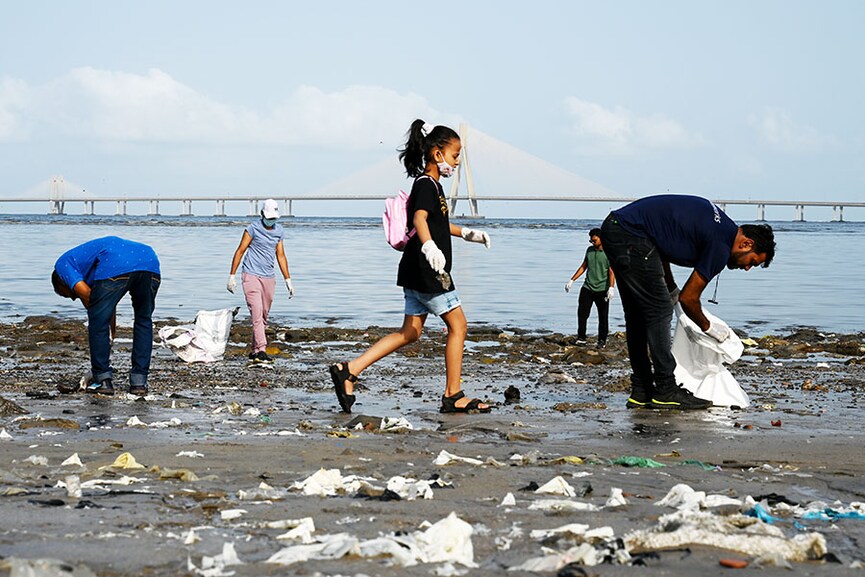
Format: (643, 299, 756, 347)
(242, 273, 276, 353)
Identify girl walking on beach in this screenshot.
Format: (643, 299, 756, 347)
(227, 198, 294, 364)
(329, 119, 492, 414)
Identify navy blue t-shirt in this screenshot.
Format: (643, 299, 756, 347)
(613, 195, 738, 281)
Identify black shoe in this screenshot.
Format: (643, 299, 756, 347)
(651, 386, 712, 410)
(85, 379, 114, 396)
(575, 337, 587, 345)
(129, 384, 148, 396)
(626, 386, 655, 409)
(255, 351, 273, 363)
(596, 340, 607, 349)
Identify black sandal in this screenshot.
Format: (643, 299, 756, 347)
(440, 390, 492, 414)
(329, 362, 357, 413)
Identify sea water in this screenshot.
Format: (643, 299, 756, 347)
(0, 214, 861, 336)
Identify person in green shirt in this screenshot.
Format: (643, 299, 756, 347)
(565, 228, 615, 347)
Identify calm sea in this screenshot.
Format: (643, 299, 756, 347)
(0, 214, 861, 336)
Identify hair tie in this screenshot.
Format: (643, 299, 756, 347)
(422, 122, 435, 134)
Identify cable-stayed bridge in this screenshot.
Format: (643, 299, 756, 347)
(1, 125, 861, 221)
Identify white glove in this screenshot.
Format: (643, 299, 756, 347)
(421, 240, 446, 274)
(565, 279, 574, 293)
(227, 274, 237, 293)
(606, 287, 615, 302)
(285, 278, 294, 298)
(705, 321, 731, 342)
(669, 287, 680, 304)
(460, 227, 491, 248)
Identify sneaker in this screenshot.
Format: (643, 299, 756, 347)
(596, 340, 607, 349)
(255, 351, 273, 363)
(651, 386, 712, 410)
(85, 379, 115, 396)
(575, 338, 587, 345)
(129, 384, 148, 396)
(626, 386, 655, 409)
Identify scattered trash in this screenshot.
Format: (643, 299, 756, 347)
(220, 509, 247, 521)
(65, 474, 82, 498)
(188, 541, 243, 577)
(719, 558, 749, 568)
(176, 450, 205, 458)
(433, 450, 484, 466)
(500, 493, 516, 507)
(380, 416, 414, 432)
(159, 307, 238, 363)
(612, 456, 666, 468)
(771, 419, 782, 427)
(535, 476, 577, 497)
(103, 452, 146, 470)
(605, 487, 628, 508)
(61, 453, 84, 467)
(1, 428, 14, 441)
(528, 499, 599, 512)
(625, 509, 827, 562)
(0, 557, 97, 577)
(24, 455, 48, 466)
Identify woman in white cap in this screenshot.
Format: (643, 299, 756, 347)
(227, 198, 294, 364)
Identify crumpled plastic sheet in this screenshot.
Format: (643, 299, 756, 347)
(386, 475, 434, 500)
(266, 512, 476, 568)
(380, 416, 413, 431)
(510, 539, 630, 571)
(433, 450, 483, 466)
(188, 542, 243, 577)
(237, 482, 286, 501)
(624, 509, 827, 562)
(528, 499, 599, 512)
(1, 557, 97, 577)
(0, 428, 13, 441)
(534, 475, 576, 497)
(159, 307, 238, 364)
(291, 468, 375, 497)
(656, 483, 743, 511)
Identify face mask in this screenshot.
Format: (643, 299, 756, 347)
(262, 217, 278, 227)
(435, 151, 456, 178)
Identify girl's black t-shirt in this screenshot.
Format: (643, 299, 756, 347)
(397, 176, 454, 293)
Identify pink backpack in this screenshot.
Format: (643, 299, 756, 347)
(384, 175, 435, 250)
(383, 189, 415, 250)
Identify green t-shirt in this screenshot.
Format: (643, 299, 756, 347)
(583, 246, 610, 292)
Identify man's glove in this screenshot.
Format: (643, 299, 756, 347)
(421, 240, 446, 274)
(227, 274, 237, 293)
(669, 286, 680, 304)
(285, 278, 294, 298)
(606, 287, 615, 302)
(705, 322, 731, 342)
(460, 227, 491, 248)
(565, 279, 574, 293)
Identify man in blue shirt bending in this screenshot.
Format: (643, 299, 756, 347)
(601, 195, 775, 410)
(52, 237, 161, 396)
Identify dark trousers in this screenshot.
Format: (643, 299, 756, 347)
(88, 271, 161, 386)
(577, 286, 609, 341)
(600, 215, 676, 389)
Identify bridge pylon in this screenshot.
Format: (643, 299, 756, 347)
(448, 123, 481, 218)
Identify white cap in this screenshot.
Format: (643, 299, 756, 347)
(261, 199, 279, 219)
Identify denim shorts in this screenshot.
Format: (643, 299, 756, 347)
(404, 288, 462, 317)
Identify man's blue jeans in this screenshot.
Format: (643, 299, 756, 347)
(88, 271, 160, 386)
(600, 215, 676, 390)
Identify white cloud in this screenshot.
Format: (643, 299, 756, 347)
(0, 77, 32, 141)
(563, 97, 705, 154)
(751, 108, 833, 153)
(0, 67, 450, 148)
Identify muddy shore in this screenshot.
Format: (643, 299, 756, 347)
(1, 316, 864, 576)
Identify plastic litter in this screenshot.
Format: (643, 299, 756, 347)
(64, 475, 82, 498)
(528, 499, 599, 512)
(220, 509, 247, 521)
(612, 456, 665, 468)
(0, 557, 97, 577)
(159, 308, 238, 363)
(499, 492, 516, 507)
(188, 542, 243, 577)
(433, 450, 483, 466)
(606, 487, 628, 508)
(747, 503, 782, 524)
(535, 476, 577, 497)
(291, 468, 374, 497)
(380, 416, 414, 432)
(266, 512, 476, 568)
(61, 453, 84, 467)
(625, 509, 827, 561)
(656, 483, 743, 511)
(0, 428, 12, 441)
(102, 452, 145, 470)
(24, 455, 48, 466)
(386, 476, 435, 500)
(176, 450, 205, 458)
(672, 304, 749, 407)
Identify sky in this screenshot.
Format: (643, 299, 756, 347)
(1, 0, 863, 219)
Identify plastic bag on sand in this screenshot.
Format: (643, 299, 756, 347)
(159, 308, 238, 363)
(672, 304, 749, 407)
(1, 557, 97, 577)
(267, 512, 476, 568)
(624, 509, 827, 561)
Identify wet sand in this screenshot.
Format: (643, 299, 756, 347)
(1, 316, 864, 576)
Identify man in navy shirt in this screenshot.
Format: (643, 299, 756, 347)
(601, 195, 775, 410)
(52, 237, 161, 396)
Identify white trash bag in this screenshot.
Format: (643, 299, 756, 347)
(672, 304, 749, 407)
(159, 307, 239, 363)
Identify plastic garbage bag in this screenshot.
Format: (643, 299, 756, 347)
(535, 476, 577, 497)
(672, 304, 749, 407)
(159, 307, 238, 363)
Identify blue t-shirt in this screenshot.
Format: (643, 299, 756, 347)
(54, 236, 160, 288)
(613, 195, 738, 281)
(242, 218, 284, 278)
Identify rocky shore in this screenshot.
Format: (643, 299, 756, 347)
(1, 316, 864, 576)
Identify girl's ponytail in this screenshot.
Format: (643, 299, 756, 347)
(398, 119, 428, 178)
(398, 119, 460, 178)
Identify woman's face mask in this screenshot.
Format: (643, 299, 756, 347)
(435, 151, 456, 178)
(262, 217, 278, 227)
